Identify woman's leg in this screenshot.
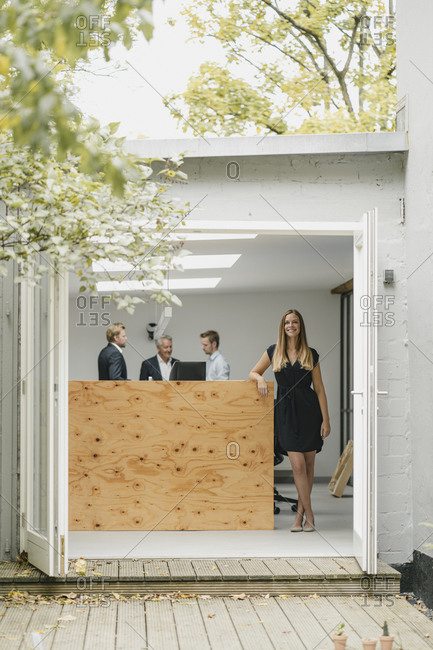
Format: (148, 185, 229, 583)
(303, 451, 317, 529)
(288, 450, 316, 527)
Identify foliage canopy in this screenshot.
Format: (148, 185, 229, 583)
(167, 0, 396, 136)
(0, 0, 157, 192)
(0, 129, 187, 310)
(0, 1, 189, 308)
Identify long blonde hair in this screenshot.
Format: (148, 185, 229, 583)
(272, 309, 313, 371)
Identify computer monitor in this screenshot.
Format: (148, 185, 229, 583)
(169, 361, 206, 381)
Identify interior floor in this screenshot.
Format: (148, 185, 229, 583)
(69, 483, 353, 559)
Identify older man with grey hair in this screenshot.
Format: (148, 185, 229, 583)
(139, 335, 179, 380)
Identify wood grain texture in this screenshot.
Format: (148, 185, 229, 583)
(69, 380, 274, 531)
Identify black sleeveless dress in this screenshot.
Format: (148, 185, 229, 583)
(267, 344, 323, 455)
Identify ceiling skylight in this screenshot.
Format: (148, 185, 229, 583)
(96, 278, 222, 292)
(182, 233, 257, 241)
(93, 254, 241, 273)
(176, 254, 240, 269)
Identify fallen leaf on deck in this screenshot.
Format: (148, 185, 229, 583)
(74, 558, 87, 575)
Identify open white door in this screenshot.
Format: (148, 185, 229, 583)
(352, 210, 378, 573)
(20, 267, 68, 576)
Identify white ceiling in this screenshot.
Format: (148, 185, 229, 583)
(69, 233, 353, 296)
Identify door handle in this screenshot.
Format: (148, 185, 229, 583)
(377, 391, 388, 395)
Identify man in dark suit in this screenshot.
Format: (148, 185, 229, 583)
(98, 322, 128, 380)
(139, 335, 179, 380)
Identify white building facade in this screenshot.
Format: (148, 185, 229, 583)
(0, 0, 432, 605)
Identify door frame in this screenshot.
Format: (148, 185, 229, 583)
(20, 217, 377, 575)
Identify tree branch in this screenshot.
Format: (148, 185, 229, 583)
(260, 0, 354, 111)
(342, 8, 365, 76)
(233, 24, 313, 73)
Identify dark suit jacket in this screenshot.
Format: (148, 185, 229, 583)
(139, 355, 179, 381)
(98, 343, 128, 380)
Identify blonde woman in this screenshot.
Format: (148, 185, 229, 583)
(249, 309, 331, 532)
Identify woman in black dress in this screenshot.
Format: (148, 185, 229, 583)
(249, 309, 331, 532)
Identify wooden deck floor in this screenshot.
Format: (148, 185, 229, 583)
(0, 558, 400, 597)
(0, 595, 432, 649)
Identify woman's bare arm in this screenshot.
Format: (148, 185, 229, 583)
(249, 351, 272, 397)
(312, 363, 331, 439)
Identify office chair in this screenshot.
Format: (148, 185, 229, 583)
(273, 451, 298, 515)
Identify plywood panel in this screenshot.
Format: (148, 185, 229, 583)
(69, 380, 274, 531)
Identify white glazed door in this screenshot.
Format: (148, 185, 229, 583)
(352, 210, 378, 573)
(20, 269, 68, 576)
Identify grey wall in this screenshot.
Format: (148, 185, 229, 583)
(398, 1, 433, 562)
(69, 288, 341, 477)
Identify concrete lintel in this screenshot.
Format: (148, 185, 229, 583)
(125, 132, 408, 160)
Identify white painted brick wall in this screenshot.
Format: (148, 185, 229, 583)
(127, 142, 412, 561)
(398, 0, 433, 559)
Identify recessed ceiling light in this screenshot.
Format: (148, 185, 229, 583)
(176, 254, 240, 269)
(178, 220, 287, 232)
(93, 254, 240, 273)
(96, 278, 222, 292)
(182, 233, 257, 241)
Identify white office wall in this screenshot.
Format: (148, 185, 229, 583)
(69, 288, 340, 476)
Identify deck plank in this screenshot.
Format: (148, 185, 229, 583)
(172, 599, 210, 649)
(118, 560, 144, 581)
(287, 558, 326, 578)
(197, 597, 243, 649)
(310, 557, 357, 578)
(330, 557, 364, 576)
(310, 596, 363, 642)
(353, 595, 433, 649)
(191, 560, 222, 582)
(239, 559, 273, 580)
(67, 558, 118, 583)
(214, 560, 247, 581)
(20, 602, 62, 649)
(116, 600, 147, 649)
(223, 597, 274, 649)
(146, 600, 179, 650)
(143, 559, 171, 581)
(376, 560, 401, 576)
(83, 602, 117, 650)
(392, 596, 433, 640)
(250, 596, 305, 649)
(168, 560, 196, 582)
(50, 603, 89, 649)
(0, 562, 42, 583)
(276, 595, 333, 649)
(0, 605, 34, 649)
(262, 558, 299, 578)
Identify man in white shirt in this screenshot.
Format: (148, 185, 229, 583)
(200, 330, 230, 380)
(139, 335, 179, 380)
